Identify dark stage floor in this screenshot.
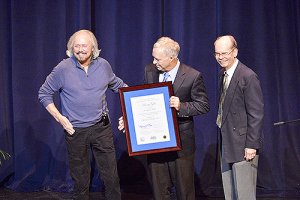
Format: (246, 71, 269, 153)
(0, 187, 299, 200)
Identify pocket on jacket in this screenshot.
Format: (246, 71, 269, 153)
(238, 127, 247, 135)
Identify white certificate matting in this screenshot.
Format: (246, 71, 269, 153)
(130, 94, 170, 145)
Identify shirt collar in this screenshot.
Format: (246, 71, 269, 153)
(225, 58, 238, 77)
(71, 56, 95, 69)
(167, 59, 180, 82)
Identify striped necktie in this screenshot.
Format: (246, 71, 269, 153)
(216, 71, 229, 128)
(162, 72, 170, 82)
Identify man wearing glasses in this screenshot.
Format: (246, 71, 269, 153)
(214, 35, 264, 200)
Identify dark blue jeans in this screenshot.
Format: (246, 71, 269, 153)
(65, 121, 121, 200)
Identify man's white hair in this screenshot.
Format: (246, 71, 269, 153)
(153, 37, 180, 58)
(66, 30, 101, 59)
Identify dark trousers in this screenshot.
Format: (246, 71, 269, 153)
(148, 152, 195, 200)
(65, 121, 121, 200)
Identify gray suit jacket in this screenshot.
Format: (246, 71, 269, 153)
(145, 63, 209, 157)
(219, 61, 264, 163)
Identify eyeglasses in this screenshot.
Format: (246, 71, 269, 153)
(73, 44, 90, 50)
(214, 48, 235, 58)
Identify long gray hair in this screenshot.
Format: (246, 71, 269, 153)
(66, 30, 101, 59)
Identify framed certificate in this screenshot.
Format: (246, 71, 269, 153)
(119, 82, 181, 156)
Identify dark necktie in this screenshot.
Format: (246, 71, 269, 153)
(216, 72, 229, 128)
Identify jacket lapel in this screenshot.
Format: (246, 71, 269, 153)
(222, 63, 241, 124)
(146, 65, 160, 84)
(173, 64, 186, 94)
(218, 69, 225, 101)
(147, 63, 185, 94)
